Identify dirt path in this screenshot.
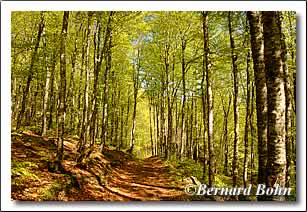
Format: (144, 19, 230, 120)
(11, 131, 188, 201)
(105, 156, 187, 201)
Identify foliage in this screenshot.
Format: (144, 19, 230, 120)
(11, 160, 40, 186)
(167, 158, 204, 182)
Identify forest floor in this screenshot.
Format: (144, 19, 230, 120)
(11, 130, 191, 201)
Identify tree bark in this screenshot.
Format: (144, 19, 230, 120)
(228, 11, 239, 188)
(56, 11, 69, 169)
(67, 23, 81, 132)
(250, 83, 256, 185)
(78, 12, 91, 153)
(247, 11, 268, 191)
(180, 37, 186, 160)
(243, 50, 251, 188)
(100, 11, 114, 150)
(263, 11, 287, 201)
(201, 11, 207, 182)
(129, 45, 141, 154)
(149, 97, 154, 156)
(280, 26, 292, 189)
(222, 95, 231, 176)
(203, 11, 215, 187)
(41, 18, 50, 136)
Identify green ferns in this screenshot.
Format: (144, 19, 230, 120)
(11, 160, 40, 186)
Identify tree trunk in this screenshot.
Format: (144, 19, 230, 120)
(149, 97, 154, 156)
(124, 95, 131, 148)
(222, 95, 231, 176)
(78, 12, 91, 153)
(180, 38, 186, 160)
(129, 46, 141, 153)
(250, 83, 256, 185)
(41, 20, 50, 136)
(56, 11, 69, 170)
(67, 24, 81, 132)
(247, 11, 268, 192)
(47, 48, 58, 130)
(101, 12, 114, 150)
(243, 51, 251, 187)
(119, 104, 125, 150)
(201, 11, 207, 182)
(89, 18, 102, 147)
(16, 12, 44, 129)
(263, 11, 286, 201)
(280, 27, 292, 189)
(203, 11, 215, 186)
(228, 11, 239, 188)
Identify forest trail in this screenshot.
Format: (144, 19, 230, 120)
(105, 156, 186, 200)
(11, 130, 188, 201)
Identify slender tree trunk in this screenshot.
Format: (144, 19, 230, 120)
(78, 13, 91, 153)
(263, 11, 286, 201)
(16, 12, 44, 129)
(124, 95, 131, 148)
(68, 24, 81, 132)
(41, 21, 50, 136)
(180, 38, 186, 160)
(153, 99, 158, 155)
(280, 28, 292, 189)
(222, 95, 231, 176)
(202, 11, 215, 186)
(89, 18, 102, 147)
(129, 46, 141, 153)
(56, 11, 69, 170)
(250, 83, 256, 185)
(149, 98, 154, 156)
(101, 12, 114, 150)
(189, 96, 194, 159)
(155, 101, 160, 155)
(47, 48, 57, 130)
(114, 85, 119, 147)
(201, 11, 207, 182)
(119, 104, 124, 150)
(228, 11, 239, 188)
(243, 51, 251, 187)
(77, 27, 87, 135)
(247, 12, 268, 193)
(164, 43, 171, 160)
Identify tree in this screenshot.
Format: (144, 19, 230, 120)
(16, 12, 44, 130)
(243, 50, 251, 187)
(263, 11, 287, 201)
(55, 11, 69, 170)
(228, 11, 239, 188)
(202, 11, 215, 187)
(129, 41, 141, 154)
(247, 11, 268, 190)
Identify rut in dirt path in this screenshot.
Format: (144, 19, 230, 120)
(105, 156, 188, 201)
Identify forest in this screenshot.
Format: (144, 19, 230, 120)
(11, 11, 296, 201)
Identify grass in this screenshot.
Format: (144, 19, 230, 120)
(40, 180, 64, 200)
(11, 160, 40, 184)
(166, 158, 204, 182)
